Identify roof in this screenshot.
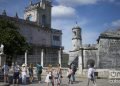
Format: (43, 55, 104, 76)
(97, 29, 120, 42)
(0, 15, 62, 34)
(83, 44, 98, 50)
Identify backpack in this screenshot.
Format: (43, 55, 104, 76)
(37, 66, 42, 74)
(73, 65, 77, 72)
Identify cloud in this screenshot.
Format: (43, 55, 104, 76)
(109, 0, 115, 2)
(52, 5, 77, 19)
(102, 0, 115, 2)
(52, 17, 91, 52)
(55, 0, 116, 7)
(56, 0, 98, 6)
(112, 19, 120, 27)
(103, 19, 120, 30)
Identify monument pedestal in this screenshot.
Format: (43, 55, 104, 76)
(0, 54, 6, 66)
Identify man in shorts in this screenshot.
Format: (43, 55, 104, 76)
(2, 62, 9, 83)
(13, 62, 20, 85)
(36, 64, 42, 83)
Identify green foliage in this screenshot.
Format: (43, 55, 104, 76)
(0, 19, 30, 57)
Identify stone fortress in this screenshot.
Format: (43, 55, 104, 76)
(0, 0, 63, 67)
(69, 26, 120, 74)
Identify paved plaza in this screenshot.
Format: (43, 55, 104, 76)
(2, 76, 117, 86)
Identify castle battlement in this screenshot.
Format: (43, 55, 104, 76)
(25, 1, 51, 12)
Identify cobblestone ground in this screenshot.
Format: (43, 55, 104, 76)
(6, 76, 120, 86)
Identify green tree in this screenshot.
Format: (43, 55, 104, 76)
(0, 18, 30, 63)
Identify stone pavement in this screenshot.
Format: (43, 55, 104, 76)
(7, 76, 118, 86)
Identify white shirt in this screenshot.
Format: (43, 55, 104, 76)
(88, 68, 95, 79)
(14, 65, 20, 72)
(2, 65, 9, 74)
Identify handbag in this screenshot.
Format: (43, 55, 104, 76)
(61, 76, 63, 78)
(49, 76, 52, 79)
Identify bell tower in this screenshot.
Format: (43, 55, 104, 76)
(72, 25, 82, 50)
(24, 0, 52, 28)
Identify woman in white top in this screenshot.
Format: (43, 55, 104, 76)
(53, 64, 62, 86)
(87, 64, 96, 86)
(45, 64, 54, 86)
(21, 64, 27, 85)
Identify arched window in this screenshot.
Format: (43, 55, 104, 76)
(87, 59, 95, 68)
(73, 31, 76, 36)
(42, 15, 46, 26)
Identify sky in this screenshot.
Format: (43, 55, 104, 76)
(0, 0, 120, 52)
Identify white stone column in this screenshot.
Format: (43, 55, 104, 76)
(78, 55, 83, 74)
(78, 50, 83, 75)
(41, 49, 44, 67)
(0, 54, 2, 66)
(83, 50, 86, 68)
(97, 54, 100, 68)
(25, 50, 28, 65)
(58, 48, 62, 67)
(97, 45, 100, 68)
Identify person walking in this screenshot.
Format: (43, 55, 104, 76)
(53, 68, 59, 86)
(87, 64, 96, 86)
(36, 63, 42, 83)
(2, 62, 9, 83)
(13, 62, 20, 85)
(67, 65, 73, 84)
(57, 64, 62, 85)
(28, 63, 34, 83)
(71, 63, 77, 82)
(21, 63, 27, 85)
(0, 65, 2, 73)
(53, 64, 62, 86)
(45, 64, 54, 86)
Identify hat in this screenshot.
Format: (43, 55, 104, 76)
(48, 64, 52, 67)
(22, 64, 26, 67)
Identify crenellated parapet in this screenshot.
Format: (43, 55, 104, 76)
(25, 0, 52, 12)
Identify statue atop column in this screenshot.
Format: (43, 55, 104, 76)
(0, 44, 4, 54)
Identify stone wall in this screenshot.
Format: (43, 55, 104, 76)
(98, 38, 120, 68)
(83, 49, 98, 68)
(82, 69, 109, 78)
(19, 24, 52, 47)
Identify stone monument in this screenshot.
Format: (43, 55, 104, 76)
(0, 44, 6, 66)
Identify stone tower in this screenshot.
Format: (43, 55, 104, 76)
(69, 25, 83, 74)
(72, 26, 82, 50)
(24, 0, 52, 28)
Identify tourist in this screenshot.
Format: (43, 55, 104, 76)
(67, 65, 73, 84)
(87, 64, 96, 86)
(45, 64, 54, 86)
(53, 64, 62, 86)
(2, 62, 9, 83)
(53, 68, 58, 86)
(13, 62, 20, 85)
(57, 64, 62, 85)
(71, 63, 77, 82)
(21, 63, 27, 85)
(36, 63, 42, 83)
(0, 65, 2, 73)
(28, 63, 34, 83)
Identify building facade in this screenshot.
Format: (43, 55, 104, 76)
(0, 0, 63, 67)
(69, 26, 120, 70)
